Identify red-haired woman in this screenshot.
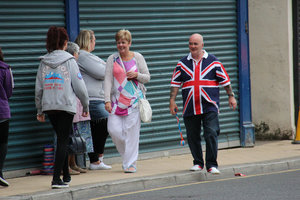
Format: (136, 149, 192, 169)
(35, 26, 89, 189)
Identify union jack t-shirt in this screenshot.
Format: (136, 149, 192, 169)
(171, 50, 231, 117)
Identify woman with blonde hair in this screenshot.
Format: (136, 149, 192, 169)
(104, 29, 150, 173)
(75, 30, 111, 170)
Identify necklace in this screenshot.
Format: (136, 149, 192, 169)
(120, 52, 134, 61)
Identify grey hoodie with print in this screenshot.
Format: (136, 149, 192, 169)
(35, 50, 89, 115)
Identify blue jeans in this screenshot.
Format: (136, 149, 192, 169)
(89, 100, 108, 120)
(184, 111, 220, 169)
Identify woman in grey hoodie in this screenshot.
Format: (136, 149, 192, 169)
(75, 30, 111, 170)
(35, 26, 89, 189)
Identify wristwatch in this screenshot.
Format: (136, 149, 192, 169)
(228, 92, 235, 97)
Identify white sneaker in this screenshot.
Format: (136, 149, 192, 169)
(207, 167, 220, 174)
(190, 165, 203, 171)
(99, 162, 112, 169)
(89, 162, 112, 170)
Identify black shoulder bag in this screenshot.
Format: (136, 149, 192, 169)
(68, 123, 87, 154)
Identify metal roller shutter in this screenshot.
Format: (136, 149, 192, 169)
(78, 0, 240, 156)
(0, 0, 65, 171)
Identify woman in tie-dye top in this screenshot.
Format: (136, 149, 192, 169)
(104, 29, 150, 173)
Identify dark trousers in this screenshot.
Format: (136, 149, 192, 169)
(47, 111, 73, 181)
(88, 118, 109, 163)
(184, 111, 220, 169)
(0, 120, 9, 178)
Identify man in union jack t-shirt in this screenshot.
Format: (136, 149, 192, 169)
(169, 33, 237, 174)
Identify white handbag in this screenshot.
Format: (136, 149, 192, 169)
(138, 96, 152, 123)
(119, 54, 152, 123)
(130, 81, 152, 123)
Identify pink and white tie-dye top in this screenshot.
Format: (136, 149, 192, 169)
(111, 56, 143, 116)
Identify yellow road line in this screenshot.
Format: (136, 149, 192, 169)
(90, 168, 300, 200)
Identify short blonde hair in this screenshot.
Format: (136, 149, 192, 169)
(115, 29, 132, 43)
(75, 30, 94, 51)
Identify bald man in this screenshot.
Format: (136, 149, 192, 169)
(170, 33, 237, 174)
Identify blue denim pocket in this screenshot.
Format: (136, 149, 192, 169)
(89, 100, 109, 120)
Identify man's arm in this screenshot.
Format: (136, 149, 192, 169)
(224, 84, 233, 95)
(169, 87, 179, 115)
(224, 85, 237, 110)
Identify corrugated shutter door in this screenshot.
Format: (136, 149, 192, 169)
(0, 0, 65, 171)
(79, 0, 240, 156)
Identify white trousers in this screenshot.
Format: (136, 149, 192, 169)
(107, 110, 141, 169)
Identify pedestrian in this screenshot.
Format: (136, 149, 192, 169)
(66, 41, 91, 174)
(0, 47, 14, 187)
(35, 26, 89, 189)
(104, 29, 150, 173)
(75, 30, 112, 170)
(169, 33, 237, 174)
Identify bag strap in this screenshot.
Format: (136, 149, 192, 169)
(130, 80, 140, 99)
(118, 53, 127, 72)
(119, 54, 145, 100)
(73, 123, 80, 136)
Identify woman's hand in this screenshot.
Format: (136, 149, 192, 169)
(82, 111, 89, 117)
(37, 114, 45, 122)
(126, 71, 138, 80)
(105, 102, 112, 113)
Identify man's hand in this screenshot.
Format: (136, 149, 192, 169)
(169, 87, 179, 115)
(169, 100, 178, 115)
(105, 102, 112, 113)
(224, 85, 237, 110)
(228, 96, 237, 110)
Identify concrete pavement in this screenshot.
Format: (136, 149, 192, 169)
(0, 140, 300, 200)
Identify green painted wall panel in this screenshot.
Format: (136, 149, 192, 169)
(0, 0, 240, 171)
(0, 0, 65, 171)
